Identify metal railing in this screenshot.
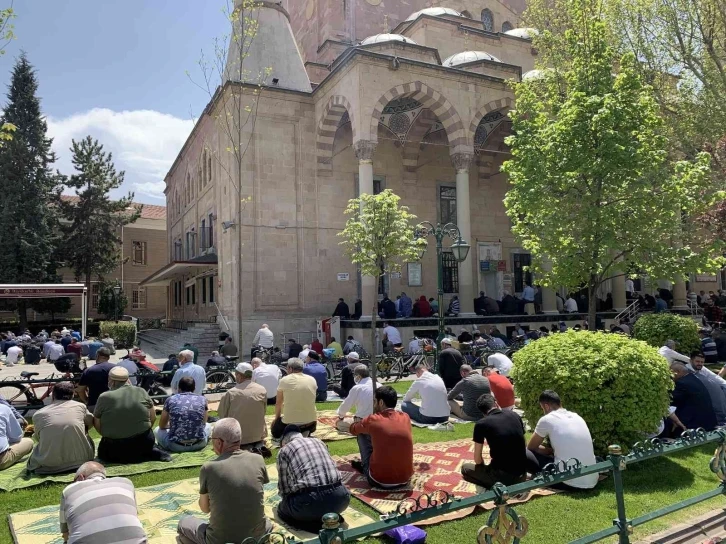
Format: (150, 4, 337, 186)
(615, 299, 640, 324)
(281, 331, 318, 348)
(213, 302, 229, 332)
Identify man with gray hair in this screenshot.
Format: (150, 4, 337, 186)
(658, 340, 691, 365)
(60, 461, 146, 544)
(177, 418, 271, 544)
(171, 349, 206, 396)
(337, 365, 377, 420)
(272, 358, 317, 439)
(447, 365, 491, 421)
(218, 363, 268, 450)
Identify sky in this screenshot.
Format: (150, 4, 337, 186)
(0, 1, 234, 203)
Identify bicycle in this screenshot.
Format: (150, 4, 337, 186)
(0, 361, 86, 415)
(376, 338, 435, 381)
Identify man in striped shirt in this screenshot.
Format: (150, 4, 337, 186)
(59, 461, 146, 544)
(700, 329, 719, 365)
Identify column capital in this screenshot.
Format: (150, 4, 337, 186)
(354, 140, 377, 163)
(451, 152, 475, 173)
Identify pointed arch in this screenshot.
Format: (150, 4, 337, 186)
(401, 109, 442, 183)
(316, 95, 355, 173)
(469, 97, 514, 141)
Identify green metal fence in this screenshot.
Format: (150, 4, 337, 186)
(249, 428, 726, 544)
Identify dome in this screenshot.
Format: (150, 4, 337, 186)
(522, 69, 550, 81)
(504, 27, 539, 39)
(443, 50, 501, 67)
(360, 33, 418, 45)
(405, 7, 462, 21)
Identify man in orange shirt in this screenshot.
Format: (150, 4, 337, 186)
(345, 386, 413, 488)
(482, 366, 515, 410)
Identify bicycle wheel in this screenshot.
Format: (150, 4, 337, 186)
(147, 384, 168, 406)
(377, 356, 397, 380)
(206, 370, 235, 390)
(0, 384, 34, 414)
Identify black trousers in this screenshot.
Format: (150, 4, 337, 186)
(266, 396, 277, 405)
(270, 417, 317, 439)
(277, 482, 350, 533)
(98, 429, 168, 464)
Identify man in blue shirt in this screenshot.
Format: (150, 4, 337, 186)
(77, 348, 116, 410)
(87, 338, 104, 360)
(303, 352, 328, 402)
(0, 403, 33, 470)
(171, 349, 207, 396)
(155, 376, 211, 452)
(654, 293, 668, 313)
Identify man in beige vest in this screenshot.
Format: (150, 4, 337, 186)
(218, 363, 268, 450)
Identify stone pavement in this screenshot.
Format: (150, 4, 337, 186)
(635, 510, 726, 544)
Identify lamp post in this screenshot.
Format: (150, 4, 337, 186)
(414, 222, 470, 345)
(113, 284, 122, 323)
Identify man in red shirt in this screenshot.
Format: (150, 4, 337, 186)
(346, 386, 413, 488)
(310, 339, 324, 355)
(482, 366, 515, 410)
(66, 338, 83, 358)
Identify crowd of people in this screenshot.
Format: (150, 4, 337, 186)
(1, 326, 115, 368)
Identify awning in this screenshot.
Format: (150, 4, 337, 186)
(140, 254, 218, 287)
(0, 284, 87, 298)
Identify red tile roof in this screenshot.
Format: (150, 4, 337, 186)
(60, 195, 166, 220)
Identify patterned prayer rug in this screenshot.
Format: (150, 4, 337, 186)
(8, 467, 373, 544)
(265, 410, 354, 442)
(335, 439, 557, 524)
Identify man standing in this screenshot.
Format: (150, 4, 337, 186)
(60, 462, 146, 544)
(332, 298, 351, 319)
(447, 365, 491, 421)
(220, 336, 238, 358)
(0, 402, 33, 471)
(522, 282, 536, 315)
(399, 292, 413, 318)
(382, 322, 402, 351)
(93, 367, 170, 463)
(303, 351, 329, 402)
(177, 419, 271, 544)
(687, 351, 726, 425)
(527, 391, 597, 490)
(401, 363, 450, 425)
(155, 377, 211, 453)
(482, 367, 516, 410)
(348, 386, 413, 488)
(218, 363, 268, 451)
(27, 382, 94, 474)
(438, 337, 464, 389)
(272, 358, 318, 439)
(76, 348, 115, 411)
(251, 357, 281, 405)
(171, 349, 206, 396)
(252, 324, 274, 358)
(461, 394, 537, 488)
(276, 425, 350, 533)
(565, 294, 579, 313)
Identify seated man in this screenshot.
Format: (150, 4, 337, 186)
(206, 351, 227, 370)
(0, 402, 33, 471)
(218, 363, 268, 451)
(438, 338, 465, 389)
(276, 425, 350, 533)
(337, 364, 377, 421)
(332, 352, 361, 399)
(688, 351, 726, 425)
(60, 462, 146, 544)
(461, 394, 539, 488)
(156, 376, 211, 453)
(27, 381, 94, 474)
(87, 337, 104, 360)
(286, 338, 303, 359)
(527, 390, 598, 490)
(76, 348, 115, 411)
(486, 352, 513, 377)
(482, 366, 515, 410)
(177, 419, 271, 544)
(93, 367, 171, 463)
(700, 329, 719, 365)
(447, 365, 491, 421)
(327, 337, 343, 358)
(171, 349, 206, 395)
(401, 362, 450, 425)
(303, 351, 329, 402)
(160, 353, 178, 386)
(251, 357, 281, 405)
(669, 361, 717, 433)
(271, 358, 318, 439)
(348, 386, 414, 488)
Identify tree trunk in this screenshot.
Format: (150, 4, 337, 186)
(17, 300, 27, 331)
(588, 277, 599, 331)
(370, 280, 378, 396)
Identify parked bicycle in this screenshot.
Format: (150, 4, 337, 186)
(376, 338, 435, 382)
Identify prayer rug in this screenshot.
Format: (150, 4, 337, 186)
(7, 468, 374, 544)
(265, 410, 354, 442)
(0, 443, 217, 492)
(335, 438, 557, 525)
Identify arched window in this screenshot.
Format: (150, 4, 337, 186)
(481, 8, 494, 31)
(198, 164, 203, 192)
(207, 155, 212, 183)
(502, 21, 513, 32)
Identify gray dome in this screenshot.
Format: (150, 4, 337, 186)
(504, 27, 538, 39)
(522, 69, 551, 81)
(406, 7, 462, 21)
(360, 33, 418, 45)
(443, 50, 501, 67)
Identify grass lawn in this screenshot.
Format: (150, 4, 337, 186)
(2, 381, 723, 544)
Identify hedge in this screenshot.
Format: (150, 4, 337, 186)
(511, 331, 672, 454)
(100, 321, 137, 349)
(632, 313, 701, 354)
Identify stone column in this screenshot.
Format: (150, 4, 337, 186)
(452, 152, 475, 316)
(612, 275, 627, 311)
(355, 140, 377, 321)
(673, 278, 688, 309)
(542, 287, 558, 313)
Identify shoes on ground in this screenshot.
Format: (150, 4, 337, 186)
(351, 459, 364, 474)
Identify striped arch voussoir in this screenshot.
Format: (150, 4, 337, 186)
(369, 81, 466, 150)
(470, 97, 514, 141)
(317, 95, 355, 172)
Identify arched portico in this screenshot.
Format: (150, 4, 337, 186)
(316, 95, 356, 173)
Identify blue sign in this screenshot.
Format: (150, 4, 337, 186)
(480, 261, 490, 272)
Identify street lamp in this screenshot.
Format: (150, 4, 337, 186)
(414, 222, 470, 345)
(113, 284, 122, 323)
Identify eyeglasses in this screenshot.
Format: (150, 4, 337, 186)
(211, 437, 223, 442)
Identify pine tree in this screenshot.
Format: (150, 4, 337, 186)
(60, 136, 141, 317)
(0, 53, 61, 328)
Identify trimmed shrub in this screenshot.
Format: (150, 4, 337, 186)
(511, 331, 672, 453)
(632, 313, 700, 354)
(100, 321, 137, 349)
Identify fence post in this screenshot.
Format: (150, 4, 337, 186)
(318, 513, 344, 544)
(609, 444, 632, 544)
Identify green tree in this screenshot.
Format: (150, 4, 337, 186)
(0, 4, 17, 143)
(502, 1, 723, 326)
(97, 281, 128, 320)
(0, 54, 62, 329)
(30, 297, 71, 322)
(338, 189, 426, 388)
(59, 137, 141, 317)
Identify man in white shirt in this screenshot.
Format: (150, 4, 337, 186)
(47, 340, 65, 363)
(401, 363, 450, 425)
(658, 340, 690, 364)
(382, 322, 402, 350)
(527, 390, 597, 490)
(625, 278, 635, 296)
(299, 345, 310, 361)
(486, 352, 513, 377)
(251, 357, 282, 405)
(5, 344, 22, 366)
(564, 295, 579, 313)
(253, 324, 274, 348)
(42, 338, 55, 360)
(337, 365, 377, 420)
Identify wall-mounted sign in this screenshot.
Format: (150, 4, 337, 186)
(337, 273, 350, 281)
(407, 262, 422, 286)
(480, 261, 491, 272)
(498, 260, 507, 272)
(391, 272, 402, 279)
(696, 274, 718, 282)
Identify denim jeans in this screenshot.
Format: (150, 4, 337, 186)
(155, 423, 212, 453)
(400, 401, 449, 425)
(277, 482, 350, 533)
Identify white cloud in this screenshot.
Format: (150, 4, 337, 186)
(47, 108, 194, 202)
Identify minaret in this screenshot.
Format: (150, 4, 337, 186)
(224, 0, 312, 93)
